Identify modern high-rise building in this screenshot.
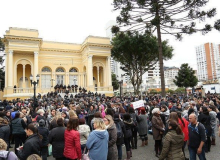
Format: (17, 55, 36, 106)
(164, 66, 179, 79)
(196, 43, 220, 81)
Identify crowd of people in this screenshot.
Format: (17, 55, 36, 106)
(0, 91, 220, 160)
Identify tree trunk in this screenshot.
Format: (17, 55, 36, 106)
(156, 11, 166, 97)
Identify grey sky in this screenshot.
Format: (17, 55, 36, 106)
(0, 0, 220, 70)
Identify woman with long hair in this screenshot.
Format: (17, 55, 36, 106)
(103, 115, 118, 160)
(63, 118, 81, 160)
(159, 120, 185, 160)
(86, 118, 109, 160)
(18, 124, 42, 160)
(177, 111, 189, 160)
(137, 108, 148, 147)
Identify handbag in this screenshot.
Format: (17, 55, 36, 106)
(82, 147, 90, 160)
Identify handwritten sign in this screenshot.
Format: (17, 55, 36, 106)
(132, 100, 144, 109)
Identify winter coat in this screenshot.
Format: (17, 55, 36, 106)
(38, 126, 49, 147)
(114, 118, 126, 145)
(49, 126, 66, 158)
(63, 129, 81, 159)
(152, 115, 164, 140)
(78, 124, 90, 145)
(86, 130, 109, 160)
(11, 118, 26, 135)
(0, 124, 10, 149)
(178, 118, 189, 141)
(18, 134, 41, 160)
(123, 120, 134, 138)
(107, 124, 118, 160)
(209, 111, 217, 127)
(0, 150, 18, 160)
(198, 113, 212, 137)
(159, 130, 184, 160)
(137, 114, 148, 136)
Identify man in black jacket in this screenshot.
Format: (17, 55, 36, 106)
(38, 119, 49, 160)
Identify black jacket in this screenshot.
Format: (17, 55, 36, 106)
(49, 126, 66, 158)
(114, 118, 126, 145)
(18, 134, 41, 160)
(0, 124, 10, 149)
(198, 113, 212, 137)
(38, 126, 49, 147)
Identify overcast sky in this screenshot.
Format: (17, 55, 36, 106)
(0, 0, 220, 70)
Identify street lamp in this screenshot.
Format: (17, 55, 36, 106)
(30, 74, 40, 112)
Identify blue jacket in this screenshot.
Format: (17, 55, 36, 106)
(86, 130, 109, 160)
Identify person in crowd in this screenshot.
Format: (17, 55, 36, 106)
(159, 120, 184, 160)
(21, 107, 32, 125)
(49, 112, 62, 130)
(177, 111, 189, 160)
(208, 105, 217, 145)
(137, 107, 148, 147)
(104, 115, 118, 160)
(78, 118, 90, 153)
(0, 138, 18, 160)
(123, 113, 134, 160)
(27, 154, 42, 160)
(18, 124, 42, 160)
(188, 113, 206, 160)
(36, 109, 46, 122)
(91, 112, 103, 130)
(128, 107, 139, 149)
(0, 117, 10, 151)
(87, 105, 96, 130)
(11, 112, 27, 155)
(63, 118, 81, 160)
(86, 118, 109, 160)
(151, 108, 164, 157)
(4, 110, 12, 123)
(49, 118, 66, 160)
(114, 113, 125, 160)
(47, 109, 56, 126)
(38, 119, 49, 160)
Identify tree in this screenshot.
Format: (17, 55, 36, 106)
(173, 63, 198, 95)
(175, 87, 185, 94)
(112, 73, 119, 90)
(0, 37, 5, 90)
(112, 0, 220, 97)
(111, 32, 173, 95)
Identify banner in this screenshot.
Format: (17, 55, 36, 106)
(132, 100, 144, 109)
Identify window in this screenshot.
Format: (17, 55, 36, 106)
(69, 68, 78, 72)
(42, 67, 51, 72)
(56, 68, 65, 72)
(41, 75, 51, 88)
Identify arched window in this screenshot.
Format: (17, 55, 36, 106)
(56, 68, 65, 72)
(42, 67, 51, 72)
(69, 68, 78, 72)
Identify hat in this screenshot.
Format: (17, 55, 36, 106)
(39, 119, 45, 126)
(152, 108, 160, 114)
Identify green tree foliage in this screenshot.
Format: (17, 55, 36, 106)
(112, 73, 119, 90)
(150, 89, 157, 94)
(112, 0, 220, 97)
(0, 37, 5, 90)
(175, 87, 185, 93)
(173, 63, 198, 95)
(167, 89, 175, 94)
(111, 32, 173, 95)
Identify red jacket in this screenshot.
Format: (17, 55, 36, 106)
(178, 118, 189, 141)
(64, 129, 81, 159)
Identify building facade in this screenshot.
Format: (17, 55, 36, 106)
(2, 27, 113, 100)
(164, 66, 179, 79)
(196, 43, 220, 81)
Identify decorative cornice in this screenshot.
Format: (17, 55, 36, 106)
(4, 35, 42, 42)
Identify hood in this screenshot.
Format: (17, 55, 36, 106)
(93, 130, 108, 139)
(209, 111, 217, 116)
(0, 150, 9, 158)
(168, 130, 184, 144)
(114, 118, 120, 123)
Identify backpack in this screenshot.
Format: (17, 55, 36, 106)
(0, 151, 10, 160)
(116, 122, 123, 139)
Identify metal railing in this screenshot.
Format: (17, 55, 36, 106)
(94, 87, 109, 91)
(13, 88, 34, 93)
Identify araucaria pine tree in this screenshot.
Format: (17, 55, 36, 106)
(112, 0, 220, 97)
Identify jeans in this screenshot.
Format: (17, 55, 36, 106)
(124, 137, 131, 151)
(14, 134, 26, 155)
(155, 140, 162, 154)
(41, 146, 48, 160)
(188, 146, 206, 160)
(117, 144, 122, 159)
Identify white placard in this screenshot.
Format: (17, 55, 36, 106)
(132, 100, 144, 109)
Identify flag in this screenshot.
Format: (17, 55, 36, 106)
(211, 87, 215, 90)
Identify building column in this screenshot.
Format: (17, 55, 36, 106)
(97, 66, 100, 87)
(87, 55, 93, 86)
(8, 50, 13, 87)
(34, 51, 39, 81)
(22, 64, 26, 88)
(106, 56, 112, 86)
(4, 53, 8, 88)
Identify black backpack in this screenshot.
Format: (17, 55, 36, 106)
(0, 151, 10, 160)
(116, 122, 123, 139)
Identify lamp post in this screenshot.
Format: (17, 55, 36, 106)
(30, 74, 40, 112)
